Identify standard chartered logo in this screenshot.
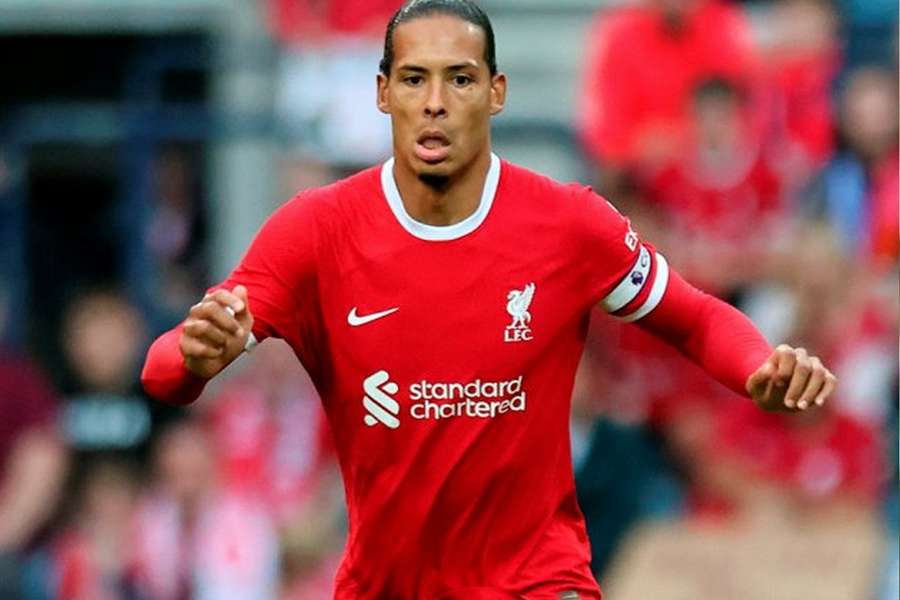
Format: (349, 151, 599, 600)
(363, 370, 401, 429)
(362, 371, 526, 429)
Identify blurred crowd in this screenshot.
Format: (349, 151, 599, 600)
(572, 1, 897, 597)
(0, 0, 896, 599)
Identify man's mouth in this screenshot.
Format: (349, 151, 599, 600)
(415, 130, 451, 163)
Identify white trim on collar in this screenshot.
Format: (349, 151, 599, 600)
(379, 153, 501, 241)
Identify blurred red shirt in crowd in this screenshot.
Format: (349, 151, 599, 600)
(644, 78, 783, 223)
(267, 0, 402, 44)
(578, 0, 761, 170)
(714, 401, 885, 504)
(52, 461, 139, 600)
(638, 77, 785, 293)
(868, 149, 899, 266)
(128, 422, 282, 600)
(768, 45, 840, 170)
(646, 149, 781, 236)
(766, 0, 842, 172)
(205, 377, 334, 522)
(197, 342, 335, 523)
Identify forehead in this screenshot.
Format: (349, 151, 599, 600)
(392, 14, 487, 69)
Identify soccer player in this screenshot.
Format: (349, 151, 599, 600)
(141, 1, 838, 597)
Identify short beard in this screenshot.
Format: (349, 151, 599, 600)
(418, 172, 450, 190)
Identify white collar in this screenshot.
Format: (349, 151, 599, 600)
(379, 153, 501, 241)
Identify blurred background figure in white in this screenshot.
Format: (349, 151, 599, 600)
(267, 0, 402, 194)
(131, 420, 280, 600)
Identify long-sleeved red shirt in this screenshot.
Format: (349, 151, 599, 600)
(142, 158, 771, 599)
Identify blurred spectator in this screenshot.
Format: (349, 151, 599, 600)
(764, 0, 841, 182)
(201, 341, 337, 525)
(50, 458, 139, 600)
(267, 0, 402, 194)
(131, 420, 280, 600)
(611, 323, 745, 521)
(0, 349, 68, 600)
(578, 0, 762, 192)
(729, 222, 893, 509)
(713, 401, 885, 509)
(61, 289, 148, 397)
(60, 289, 168, 457)
(198, 341, 344, 598)
(743, 221, 896, 423)
(639, 77, 786, 294)
(880, 380, 898, 600)
(802, 66, 899, 271)
(278, 476, 345, 599)
(146, 145, 208, 326)
(573, 344, 684, 577)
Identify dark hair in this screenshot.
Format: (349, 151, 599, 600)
(379, 0, 497, 77)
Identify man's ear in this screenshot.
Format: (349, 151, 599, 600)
(377, 73, 390, 114)
(489, 72, 507, 116)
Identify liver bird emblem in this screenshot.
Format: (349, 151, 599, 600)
(506, 283, 536, 329)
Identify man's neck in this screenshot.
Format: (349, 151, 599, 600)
(391, 149, 492, 226)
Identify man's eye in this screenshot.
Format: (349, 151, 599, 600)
(405, 76, 423, 86)
(453, 75, 472, 87)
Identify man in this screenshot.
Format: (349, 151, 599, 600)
(142, 1, 837, 598)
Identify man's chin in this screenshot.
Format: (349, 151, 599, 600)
(417, 170, 451, 189)
(414, 158, 453, 178)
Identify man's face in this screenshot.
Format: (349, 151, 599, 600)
(842, 70, 898, 161)
(377, 15, 506, 180)
(693, 93, 740, 149)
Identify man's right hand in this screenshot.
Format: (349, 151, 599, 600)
(180, 285, 253, 379)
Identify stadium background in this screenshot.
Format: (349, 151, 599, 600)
(0, 0, 896, 598)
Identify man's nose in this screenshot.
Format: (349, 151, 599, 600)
(424, 81, 447, 118)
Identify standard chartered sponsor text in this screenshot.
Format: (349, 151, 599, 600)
(409, 375, 526, 420)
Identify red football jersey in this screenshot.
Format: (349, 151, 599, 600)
(217, 156, 669, 599)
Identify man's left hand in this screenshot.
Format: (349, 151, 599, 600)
(746, 344, 837, 412)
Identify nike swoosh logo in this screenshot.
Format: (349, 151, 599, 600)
(347, 306, 399, 326)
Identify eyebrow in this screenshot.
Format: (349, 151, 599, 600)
(396, 61, 480, 73)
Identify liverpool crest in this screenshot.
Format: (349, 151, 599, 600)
(505, 283, 535, 342)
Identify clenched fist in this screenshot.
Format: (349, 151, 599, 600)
(746, 344, 837, 413)
(180, 285, 254, 379)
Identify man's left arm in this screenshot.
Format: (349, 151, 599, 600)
(572, 184, 836, 411)
(635, 267, 837, 412)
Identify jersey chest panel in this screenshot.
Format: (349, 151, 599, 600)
(316, 229, 583, 441)
(326, 243, 577, 369)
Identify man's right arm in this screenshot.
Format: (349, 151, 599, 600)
(142, 190, 318, 405)
(141, 286, 253, 405)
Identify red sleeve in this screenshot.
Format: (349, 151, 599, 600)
(573, 185, 771, 397)
(141, 193, 320, 405)
(140, 325, 208, 405)
(571, 185, 664, 319)
(212, 194, 319, 350)
(635, 267, 772, 397)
